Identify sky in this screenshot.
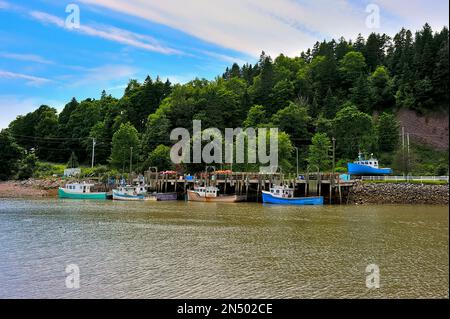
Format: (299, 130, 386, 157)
(0, 0, 448, 128)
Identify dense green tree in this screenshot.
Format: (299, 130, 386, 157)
(365, 33, 389, 71)
(18, 153, 38, 180)
(314, 116, 333, 137)
(332, 103, 373, 158)
(271, 100, 311, 142)
(339, 51, 367, 88)
(250, 51, 275, 108)
(375, 112, 400, 153)
(307, 133, 332, 171)
(350, 75, 371, 112)
(110, 122, 140, 170)
(369, 66, 394, 110)
(58, 98, 79, 129)
(142, 113, 171, 155)
(0, 129, 23, 180)
(269, 79, 295, 112)
(9, 105, 58, 161)
(88, 122, 111, 164)
(143, 144, 173, 171)
(432, 36, 449, 108)
(243, 105, 267, 128)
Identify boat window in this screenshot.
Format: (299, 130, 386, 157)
(369, 162, 372, 165)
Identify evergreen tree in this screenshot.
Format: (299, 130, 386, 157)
(375, 112, 400, 153)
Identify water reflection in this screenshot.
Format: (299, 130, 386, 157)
(0, 199, 448, 298)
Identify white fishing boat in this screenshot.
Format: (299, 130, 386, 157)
(187, 186, 246, 202)
(112, 184, 148, 201)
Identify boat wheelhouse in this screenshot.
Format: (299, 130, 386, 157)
(58, 182, 106, 199)
(262, 185, 324, 205)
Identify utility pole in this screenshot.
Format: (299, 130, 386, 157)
(407, 133, 410, 180)
(91, 138, 96, 168)
(402, 127, 405, 178)
(332, 137, 336, 177)
(294, 147, 299, 178)
(130, 147, 133, 176)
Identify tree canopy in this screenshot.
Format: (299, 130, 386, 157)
(4, 24, 448, 176)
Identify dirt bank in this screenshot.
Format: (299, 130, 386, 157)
(348, 181, 449, 205)
(0, 179, 62, 198)
(396, 109, 449, 150)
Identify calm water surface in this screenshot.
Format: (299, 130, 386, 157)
(0, 198, 448, 298)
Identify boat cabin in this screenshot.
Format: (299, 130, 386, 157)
(355, 152, 379, 168)
(269, 186, 294, 198)
(64, 183, 95, 193)
(117, 185, 147, 195)
(193, 186, 219, 198)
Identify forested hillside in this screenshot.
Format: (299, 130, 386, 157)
(1, 24, 448, 180)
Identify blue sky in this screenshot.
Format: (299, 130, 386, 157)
(0, 0, 448, 128)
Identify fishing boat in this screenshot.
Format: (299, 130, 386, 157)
(347, 152, 392, 175)
(187, 186, 246, 202)
(58, 182, 106, 199)
(112, 184, 148, 201)
(262, 185, 324, 205)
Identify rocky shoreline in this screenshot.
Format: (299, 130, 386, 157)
(348, 181, 449, 205)
(1, 179, 449, 205)
(0, 179, 63, 198)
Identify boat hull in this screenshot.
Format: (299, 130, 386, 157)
(58, 188, 106, 200)
(155, 192, 178, 201)
(187, 190, 246, 202)
(347, 163, 392, 175)
(262, 191, 323, 205)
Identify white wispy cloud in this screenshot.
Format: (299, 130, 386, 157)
(0, 95, 65, 129)
(0, 52, 54, 64)
(200, 50, 249, 65)
(0, 0, 9, 9)
(0, 70, 52, 86)
(79, 0, 449, 57)
(29, 10, 182, 55)
(60, 64, 138, 87)
(375, 0, 449, 30)
(163, 74, 199, 84)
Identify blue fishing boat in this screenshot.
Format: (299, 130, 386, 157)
(262, 186, 324, 205)
(347, 152, 392, 175)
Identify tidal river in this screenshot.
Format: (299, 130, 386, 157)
(0, 198, 448, 299)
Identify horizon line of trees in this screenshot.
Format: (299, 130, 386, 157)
(1, 23, 448, 180)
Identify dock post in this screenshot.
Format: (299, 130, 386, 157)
(245, 174, 249, 197)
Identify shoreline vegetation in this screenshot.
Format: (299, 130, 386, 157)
(1, 179, 448, 205)
(1, 24, 449, 183)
